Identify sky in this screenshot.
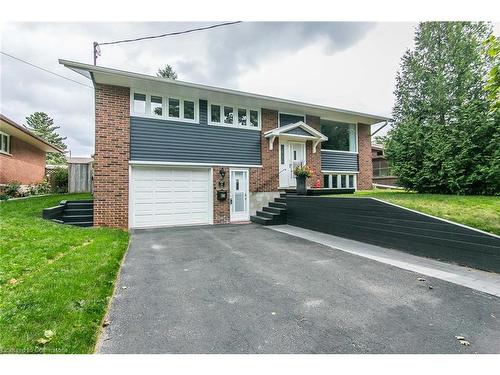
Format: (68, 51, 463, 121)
(0, 22, 497, 156)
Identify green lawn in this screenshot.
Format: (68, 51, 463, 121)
(330, 190, 500, 235)
(0, 194, 129, 354)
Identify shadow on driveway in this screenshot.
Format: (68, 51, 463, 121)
(98, 224, 500, 353)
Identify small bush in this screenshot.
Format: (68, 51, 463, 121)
(3, 182, 21, 198)
(50, 168, 68, 193)
(27, 178, 51, 196)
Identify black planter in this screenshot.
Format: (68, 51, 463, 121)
(296, 175, 307, 195)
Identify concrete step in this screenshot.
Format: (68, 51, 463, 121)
(250, 215, 272, 225)
(263, 206, 286, 214)
(269, 202, 286, 209)
(257, 210, 280, 220)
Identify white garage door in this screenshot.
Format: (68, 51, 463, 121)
(131, 166, 211, 228)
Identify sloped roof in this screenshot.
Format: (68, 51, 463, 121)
(0, 114, 63, 153)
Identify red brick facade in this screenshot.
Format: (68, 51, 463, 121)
(213, 166, 230, 224)
(305, 115, 323, 188)
(0, 137, 46, 184)
(249, 108, 279, 193)
(94, 84, 130, 229)
(357, 123, 373, 190)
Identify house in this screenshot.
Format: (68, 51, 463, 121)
(60, 60, 389, 229)
(0, 114, 62, 186)
(372, 144, 398, 187)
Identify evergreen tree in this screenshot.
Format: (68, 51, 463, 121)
(156, 65, 178, 80)
(384, 22, 499, 195)
(25, 112, 67, 165)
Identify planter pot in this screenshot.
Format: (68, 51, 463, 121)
(296, 175, 307, 195)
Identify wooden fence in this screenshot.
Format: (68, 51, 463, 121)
(68, 162, 92, 193)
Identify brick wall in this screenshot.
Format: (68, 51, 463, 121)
(212, 166, 230, 224)
(94, 84, 130, 229)
(249, 108, 279, 192)
(357, 123, 373, 190)
(305, 115, 323, 188)
(0, 136, 46, 184)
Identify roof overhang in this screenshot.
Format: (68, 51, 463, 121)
(59, 59, 392, 126)
(0, 115, 63, 153)
(264, 121, 328, 153)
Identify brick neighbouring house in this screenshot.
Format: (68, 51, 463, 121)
(0, 114, 62, 187)
(61, 60, 389, 229)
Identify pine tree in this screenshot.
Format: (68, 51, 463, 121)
(25, 112, 67, 165)
(384, 22, 499, 195)
(156, 65, 178, 80)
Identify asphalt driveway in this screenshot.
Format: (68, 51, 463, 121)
(98, 224, 500, 353)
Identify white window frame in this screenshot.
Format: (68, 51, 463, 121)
(320, 119, 358, 154)
(208, 101, 261, 130)
(278, 112, 305, 127)
(0, 131, 11, 155)
(322, 172, 357, 190)
(130, 91, 199, 123)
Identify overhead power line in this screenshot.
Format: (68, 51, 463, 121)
(99, 21, 242, 46)
(1, 51, 93, 89)
(94, 21, 242, 64)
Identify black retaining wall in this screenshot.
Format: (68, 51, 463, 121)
(286, 196, 500, 273)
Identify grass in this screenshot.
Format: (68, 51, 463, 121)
(0, 194, 129, 354)
(329, 189, 500, 235)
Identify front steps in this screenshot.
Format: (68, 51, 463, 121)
(250, 193, 288, 226)
(43, 200, 94, 227)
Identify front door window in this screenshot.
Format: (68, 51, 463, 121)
(230, 169, 249, 222)
(279, 141, 306, 188)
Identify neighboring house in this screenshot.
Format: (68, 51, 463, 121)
(61, 60, 389, 229)
(372, 144, 398, 187)
(0, 114, 62, 186)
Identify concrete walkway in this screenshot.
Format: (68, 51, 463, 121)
(269, 225, 500, 297)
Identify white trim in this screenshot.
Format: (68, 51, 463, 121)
(0, 131, 11, 154)
(207, 101, 261, 130)
(128, 164, 132, 229)
(130, 90, 199, 124)
(209, 168, 214, 225)
(264, 121, 327, 140)
(278, 112, 305, 127)
(323, 172, 357, 190)
(369, 198, 500, 240)
(320, 120, 358, 153)
(320, 149, 358, 155)
(321, 170, 359, 174)
(229, 168, 250, 222)
(129, 160, 262, 168)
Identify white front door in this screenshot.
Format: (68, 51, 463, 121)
(230, 169, 249, 222)
(279, 141, 306, 187)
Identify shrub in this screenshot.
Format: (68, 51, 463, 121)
(27, 178, 51, 196)
(3, 182, 21, 198)
(50, 167, 68, 193)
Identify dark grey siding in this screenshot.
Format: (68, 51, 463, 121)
(321, 150, 358, 171)
(131, 116, 261, 165)
(283, 127, 311, 136)
(199, 99, 208, 125)
(286, 196, 500, 274)
(279, 113, 304, 127)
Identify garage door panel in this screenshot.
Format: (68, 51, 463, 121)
(131, 167, 211, 228)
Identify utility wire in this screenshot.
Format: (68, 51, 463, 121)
(0, 51, 93, 89)
(98, 21, 242, 46)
